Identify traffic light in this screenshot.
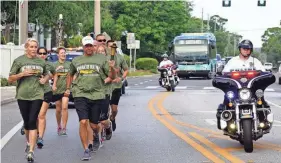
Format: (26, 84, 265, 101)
(222, 0, 231, 7)
(258, 0, 266, 6)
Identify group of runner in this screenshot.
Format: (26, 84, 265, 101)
(8, 34, 128, 162)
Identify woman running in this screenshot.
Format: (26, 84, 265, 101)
(8, 38, 49, 162)
(36, 47, 55, 148)
(52, 47, 71, 136)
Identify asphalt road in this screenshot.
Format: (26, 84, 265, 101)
(1, 75, 281, 163)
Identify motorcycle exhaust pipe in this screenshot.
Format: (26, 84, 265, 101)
(221, 110, 232, 121)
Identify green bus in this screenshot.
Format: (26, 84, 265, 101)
(168, 33, 217, 79)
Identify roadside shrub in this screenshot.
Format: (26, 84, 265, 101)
(136, 58, 158, 73)
(123, 54, 130, 66)
(0, 77, 8, 87)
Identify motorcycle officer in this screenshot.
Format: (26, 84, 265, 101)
(158, 53, 179, 86)
(217, 39, 270, 126)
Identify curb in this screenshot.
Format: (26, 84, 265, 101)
(1, 97, 16, 106)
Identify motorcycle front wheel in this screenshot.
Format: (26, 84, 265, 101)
(242, 119, 253, 153)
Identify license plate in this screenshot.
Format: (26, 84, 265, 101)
(241, 109, 251, 115)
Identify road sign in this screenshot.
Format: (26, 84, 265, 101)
(127, 33, 135, 44)
(127, 40, 140, 49)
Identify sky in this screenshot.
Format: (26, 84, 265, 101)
(190, 0, 281, 48)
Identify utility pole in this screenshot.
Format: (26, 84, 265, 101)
(233, 35, 236, 56)
(19, 0, 28, 45)
(201, 8, 204, 32)
(207, 14, 210, 32)
(94, 0, 101, 36)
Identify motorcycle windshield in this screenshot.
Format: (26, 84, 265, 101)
(212, 77, 240, 92)
(248, 73, 276, 90)
(212, 72, 276, 92)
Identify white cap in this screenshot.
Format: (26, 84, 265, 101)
(82, 36, 94, 46)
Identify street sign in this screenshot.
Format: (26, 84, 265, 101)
(127, 33, 135, 44)
(127, 40, 140, 49)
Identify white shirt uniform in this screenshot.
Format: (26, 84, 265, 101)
(222, 56, 266, 73)
(159, 60, 174, 68)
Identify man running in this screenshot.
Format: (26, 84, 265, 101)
(66, 36, 116, 160)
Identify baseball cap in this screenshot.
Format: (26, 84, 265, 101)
(82, 36, 94, 46)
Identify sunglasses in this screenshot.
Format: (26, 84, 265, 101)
(38, 52, 47, 55)
(97, 39, 106, 42)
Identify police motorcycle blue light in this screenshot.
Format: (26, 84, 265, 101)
(226, 91, 234, 99)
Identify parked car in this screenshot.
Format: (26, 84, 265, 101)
(48, 51, 83, 108)
(277, 64, 281, 85)
(264, 62, 273, 72)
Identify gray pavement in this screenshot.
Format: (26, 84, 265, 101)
(1, 76, 281, 163)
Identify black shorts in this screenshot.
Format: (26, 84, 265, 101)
(74, 97, 103, 124)
(110, 88, 121, 105)
(99, 94, 110, 121)
(52, 93, 64, 102)
(17, 100, 43, 130)
(52, 93, 72, 102)
(43, 91, 53, 103)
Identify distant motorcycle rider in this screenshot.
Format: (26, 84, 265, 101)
(217, 39, 269, 121)
(158, 53, 179, 86)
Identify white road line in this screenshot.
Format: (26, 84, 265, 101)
(139, 82, 143, 84)
(205, 119, 216, 125)
(149, 80, 153, 81)
(194, 111, 217, 113)
(203, 87, 216, 90)
(1, 120, 23, 150)
(265, 88, 275, 92)
(134, 84, 138, 85)
(144, 81, 148, 83)
(176, 86, 187, 89)
(267, 100, 281, 109)
(146, 86, 160, 89)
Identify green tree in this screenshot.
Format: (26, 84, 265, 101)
(261, 27, 281, 65)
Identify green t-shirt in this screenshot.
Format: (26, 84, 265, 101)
(112, 54, 129, 89)
(69, 54, 110, 100)
(43, 61, 55, 93)
(53, 61, 71, 95)
(9, 55, 47, 100)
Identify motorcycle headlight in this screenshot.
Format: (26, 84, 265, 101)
(226, 91, 234, 99)
(239, 89, 252, 101)
(255, 89, 264, 98)
(168, 70, 172, 75)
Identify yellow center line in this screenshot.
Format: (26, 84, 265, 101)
(189, 132, 244, 163)
(148, 94, 225, 163)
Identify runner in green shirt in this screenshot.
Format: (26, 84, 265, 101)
(8, 38, 49, 162)
(52, 47, 71, 136)
(66, 36, 116, 161)
(36, 47, 55, 149)
(109, 43, 129, 132)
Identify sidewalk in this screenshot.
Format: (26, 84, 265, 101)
(1, 86, 16, 105)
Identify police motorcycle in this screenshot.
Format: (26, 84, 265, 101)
(213, 68, 276, 153)
(157, 64, 179, 92)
